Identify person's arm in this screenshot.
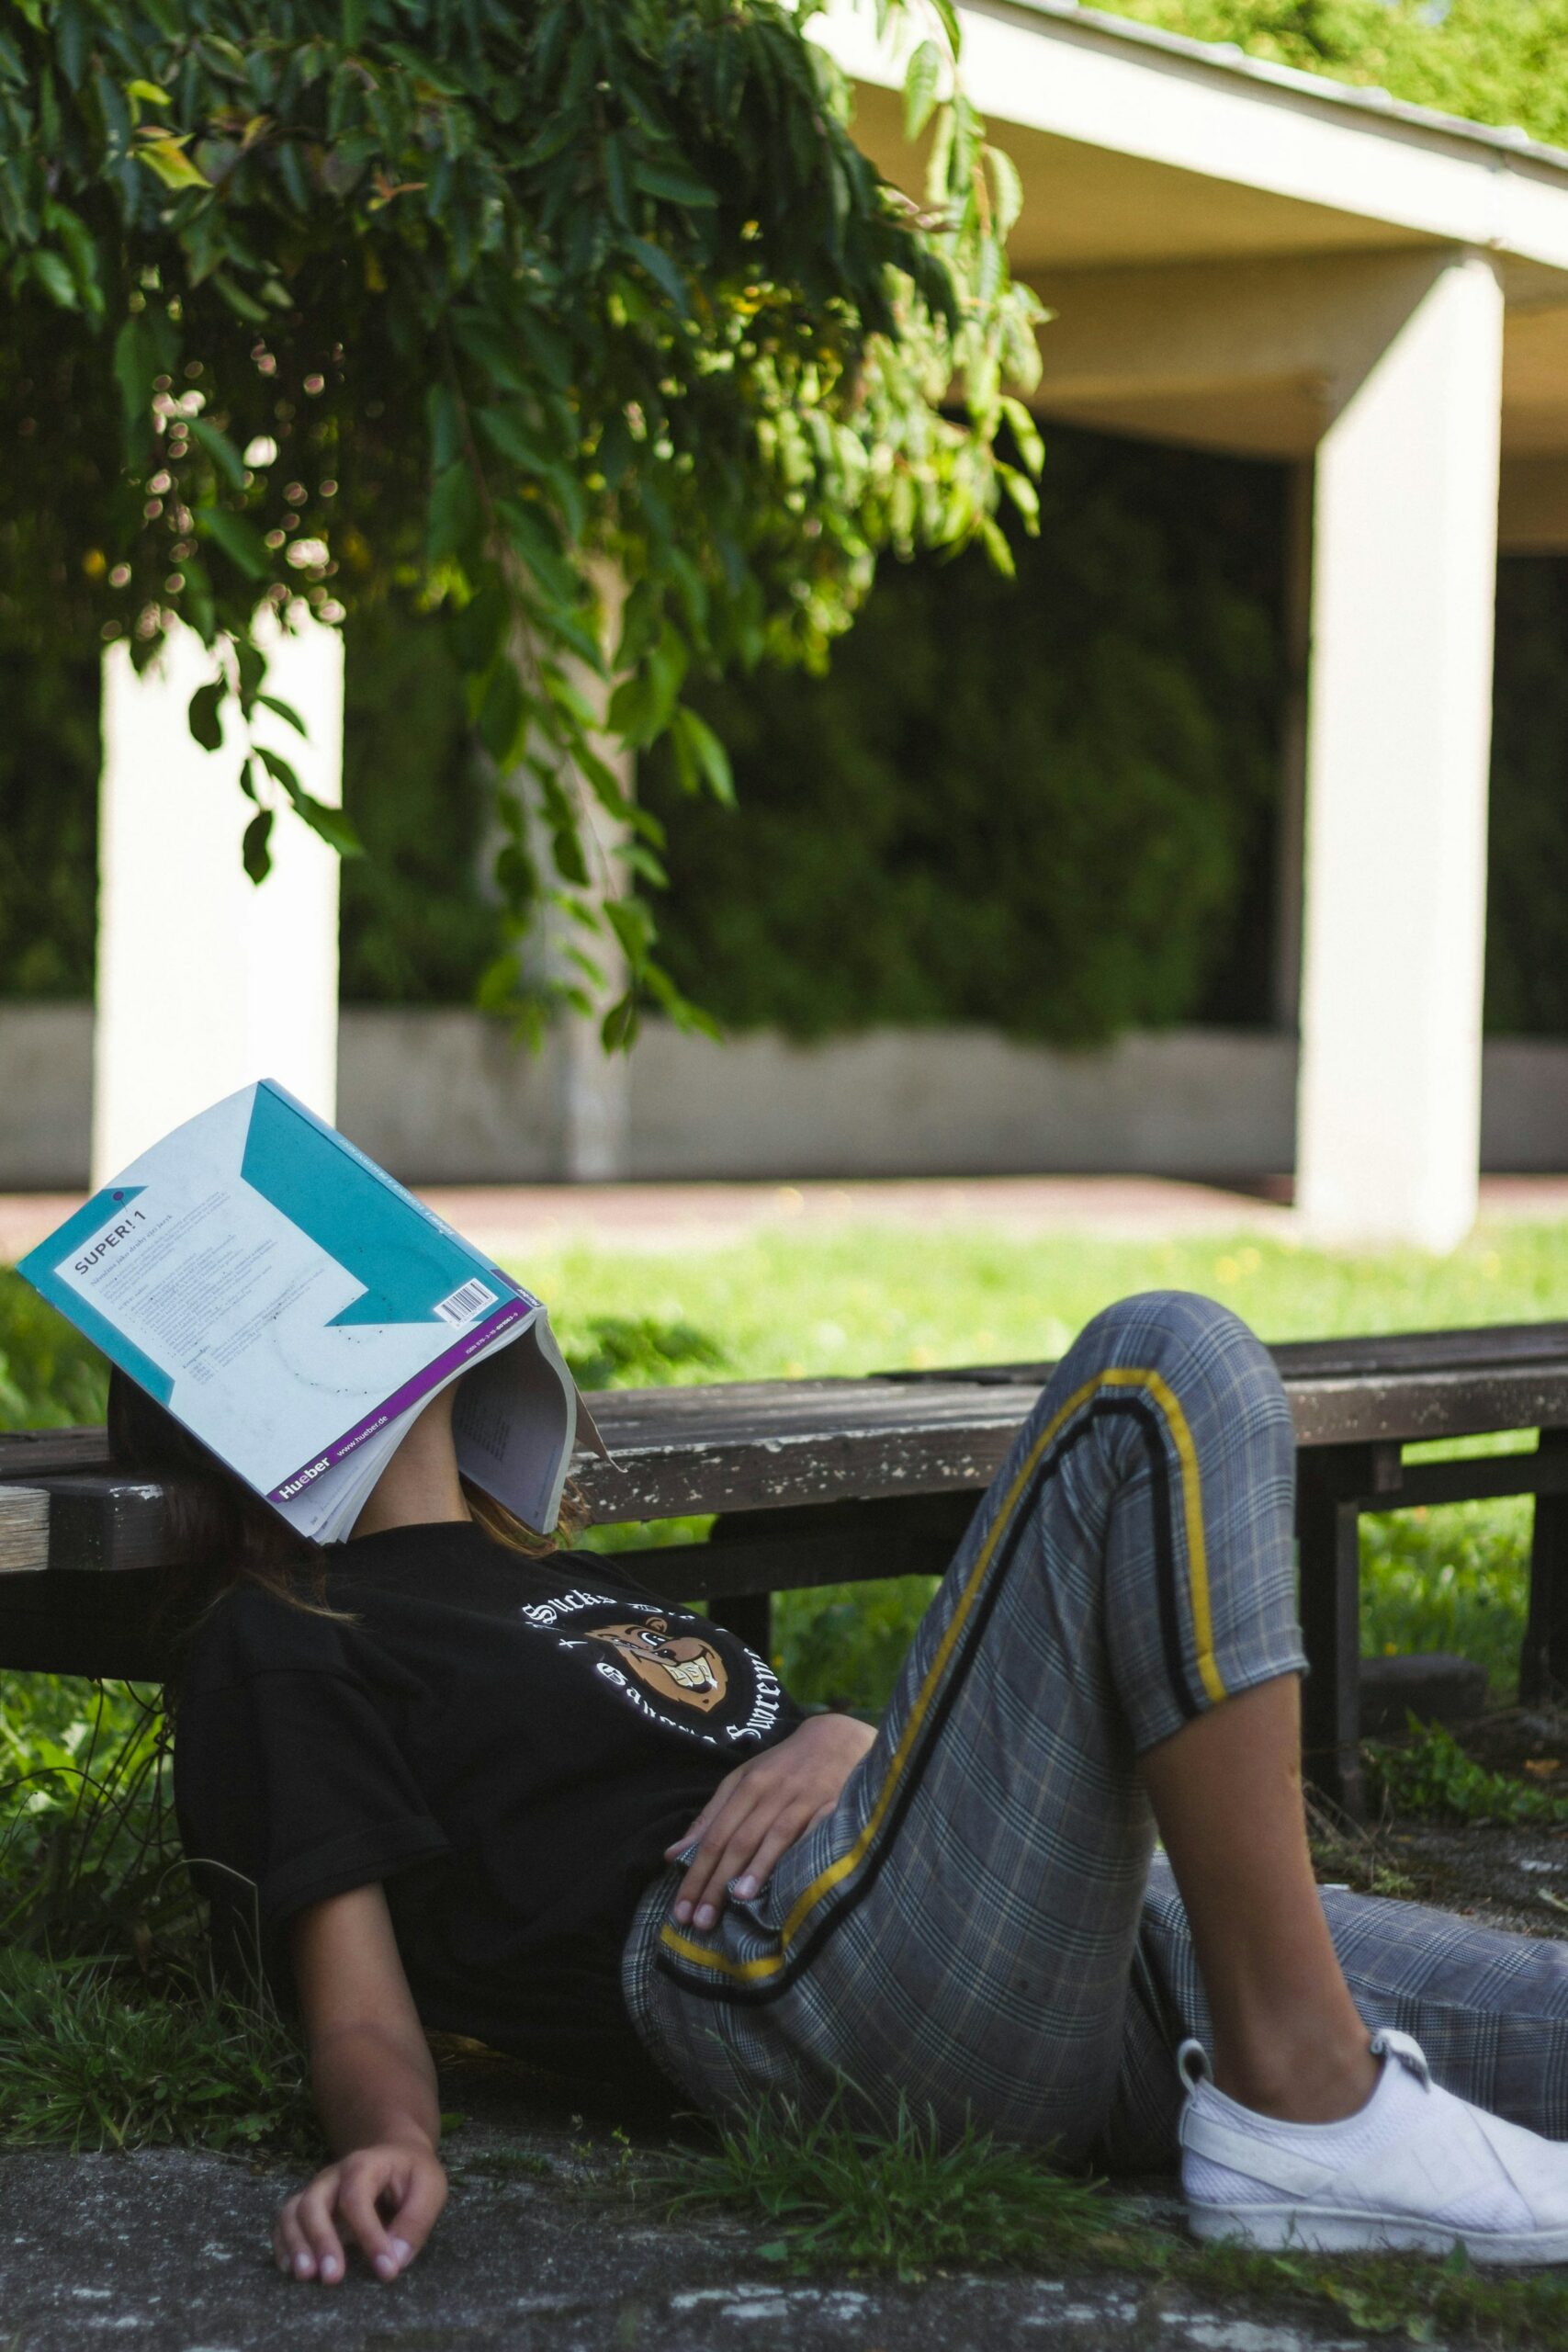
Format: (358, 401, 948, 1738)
(273, 1883, 448, 2287)
(664, 1712, 877, 1931)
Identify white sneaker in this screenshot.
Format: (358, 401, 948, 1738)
(1179, 2029, 1568, 2264)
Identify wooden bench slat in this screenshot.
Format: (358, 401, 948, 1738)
(7, 1324, 1568, 1580)
(0, 1486, 49, 1574)
(883, 1323, 1568, 1386)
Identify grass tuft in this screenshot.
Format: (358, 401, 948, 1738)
(0, 1947, 312, 2155)
(650, 2089, 1145, 2284)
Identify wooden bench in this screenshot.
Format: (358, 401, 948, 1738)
(3, 1320, 1568, 1815)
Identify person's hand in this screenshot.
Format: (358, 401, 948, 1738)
(273, 2140, 447, 2285)
(665, 1713, 877, 1931)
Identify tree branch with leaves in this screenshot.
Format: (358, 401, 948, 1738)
(0, 0, 1042, 1046)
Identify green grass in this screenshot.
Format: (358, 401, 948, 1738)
(652, 2089, 1133, 2282)
(652, 2091, 1568, 2343)
(0, 1945, 311, 2154)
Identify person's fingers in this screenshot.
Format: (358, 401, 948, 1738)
(293, 2174, 348, 2284)
(681, 1785, 816, 1928)
(387, 2157, 449, 2264)
(337, 2163, 400, 2280)
(274, 2194, 312, 2278)
(727, 1804, 817, 1902)
(673, 1782, 761, 1909)
(663, 1763, 749, 1861)
(673, 1785, 769, 1926)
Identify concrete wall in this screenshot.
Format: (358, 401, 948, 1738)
(6, 1006, 1568, 1188)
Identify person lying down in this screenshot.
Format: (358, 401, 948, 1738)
(119, 1293, 1568, 2284)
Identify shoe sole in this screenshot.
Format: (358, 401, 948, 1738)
(1189, 2201, 1568, 2267)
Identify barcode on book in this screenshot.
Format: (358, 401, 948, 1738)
(433, 1277, 498, 1326)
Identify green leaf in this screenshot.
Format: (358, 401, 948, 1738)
(620, 236, 689, 316)
(198, 507, 270, 581)
(999, 396, 1043, 477)
(291, 795, 363, 858)
(452, 318, 530, 395)
(497, 500, 580, 610)
(186, 415, 247, 491)
(630, 160, 718, 208)
(124, 78, 172, 107)
(984, 144, 1024, 242)
(448, 581, 510, 673)
(600, 993, 639, 1053)
(211, 270, 269, 324)
(426, 461, 482, 568)
(978, 514, 1015, 577)
(235, 639, 266, 712)
(903, 40, 942, 141)
(254, 691, 307, 738)
(186, 680, 225, 752)
(479, 661, 525, 763)
(135, 132, 211, 189)
(477, 404, 551, 474)
(255, 744, 301, 800)
(28, 251, 78, 310)
(242, 807, 274, 883)
(426, 380, 462, 474)
(670, 706, 734, 806)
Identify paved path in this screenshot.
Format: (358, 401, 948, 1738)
(0, 2083, 1383, 2352)
(5, 1173, 1568, 1265)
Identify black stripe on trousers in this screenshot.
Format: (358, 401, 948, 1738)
(657, 1388, 1207, 2008)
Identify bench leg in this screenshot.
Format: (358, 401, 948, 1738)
(1522, 1428, 1568, 1704)
(1296, 1453, 1366, 1822)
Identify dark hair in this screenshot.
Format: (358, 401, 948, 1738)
(107, 1365, 338, 1626)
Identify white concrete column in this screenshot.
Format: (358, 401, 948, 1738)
(1295, 252, 1504, 1251)
(92, 610, 344, 1183)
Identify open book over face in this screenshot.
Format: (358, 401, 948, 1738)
(19, 1081, 596, 1544)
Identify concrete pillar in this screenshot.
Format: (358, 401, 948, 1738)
(92, 609, 343, 1183)
(1295, 253, 1504, 1251)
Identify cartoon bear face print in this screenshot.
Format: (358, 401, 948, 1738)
(581, 1616, 729, 1713)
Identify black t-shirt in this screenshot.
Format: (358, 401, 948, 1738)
(173, 1521, 804, 2088)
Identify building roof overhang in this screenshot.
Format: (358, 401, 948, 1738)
(818, 1, 1568, 480)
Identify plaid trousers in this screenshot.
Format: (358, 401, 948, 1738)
(624, 1291, 1568, 2166)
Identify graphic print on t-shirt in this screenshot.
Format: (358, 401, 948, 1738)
(581, 1617, 728, 1713)
(517, 1586, 781, 1751)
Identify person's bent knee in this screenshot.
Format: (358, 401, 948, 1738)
(1074, 1289, 1264, 1369)
(1065, 1291, 1290, 1450)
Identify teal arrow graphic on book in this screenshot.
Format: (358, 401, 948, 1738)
(241, 1082, 503, 1326)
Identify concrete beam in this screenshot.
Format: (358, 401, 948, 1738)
(1031, 249, 1489, 458)
(1295, 252, 1505, 1250)
(821, 0, 1568, 276)
(92, 613, 343, 1184)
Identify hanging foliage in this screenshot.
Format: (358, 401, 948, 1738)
(0, 0, 1043, 1045)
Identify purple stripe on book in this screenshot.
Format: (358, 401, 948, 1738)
(267, 1299, 532, 1504)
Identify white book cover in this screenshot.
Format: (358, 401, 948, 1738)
(20, 1080, 586, 1543)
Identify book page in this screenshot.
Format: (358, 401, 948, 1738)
(453, 1316, 577, 1534)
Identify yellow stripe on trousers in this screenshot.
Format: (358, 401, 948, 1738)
(660, 1363, 1228, 1984)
